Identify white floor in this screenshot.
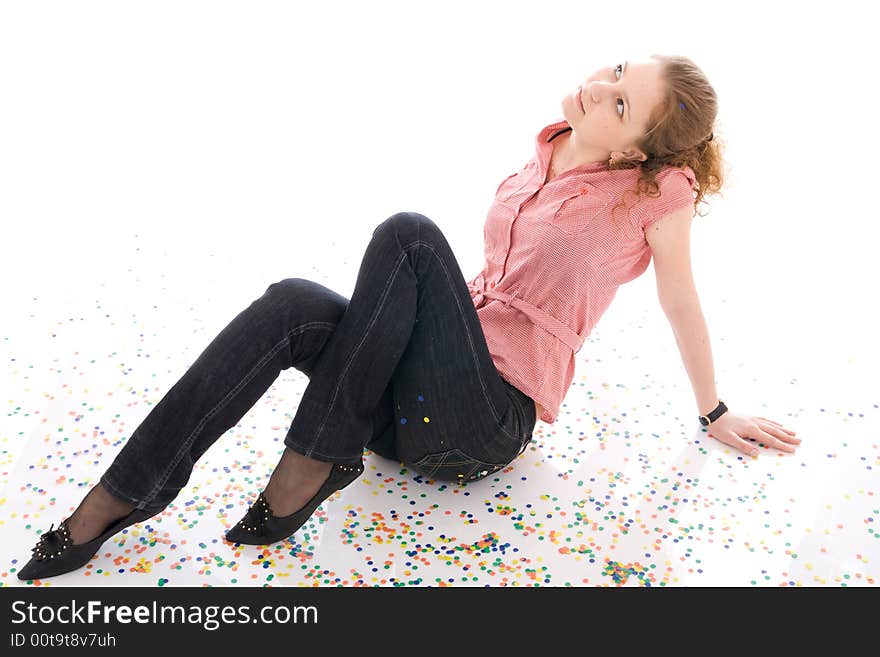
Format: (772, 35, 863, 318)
(2, 237, 877, 587)
(2, 1, 878, 587)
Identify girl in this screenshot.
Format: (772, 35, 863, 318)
(19, 53, 799, 580)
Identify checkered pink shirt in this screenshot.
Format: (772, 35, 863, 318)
(467, 118, 696, 423)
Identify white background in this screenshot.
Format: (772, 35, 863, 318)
(3, 1, 876, 344)
(1, 0, 878, 587)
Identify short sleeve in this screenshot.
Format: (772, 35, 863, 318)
(641, 166, 697, 232)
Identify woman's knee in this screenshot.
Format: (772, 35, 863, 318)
(262, 277, 348, 323)
(372, 211, 442, 244)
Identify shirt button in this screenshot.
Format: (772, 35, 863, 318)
(490, 281, 496, 288)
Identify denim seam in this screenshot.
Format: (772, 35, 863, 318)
(417, 448, 505, 470)
(430, 450, 453, 478)
(407, 240, 520, 444)
(440, 460, 483, 483)
(463, 462, 485, 480)
(299, 249, 408, 459)
(137, 321, 338, 509)
(412, 449, 501, 481)
(302, 238, 520, 459)
(412, 452, 440, 478)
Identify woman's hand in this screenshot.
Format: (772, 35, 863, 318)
(705, 412, 800, 456)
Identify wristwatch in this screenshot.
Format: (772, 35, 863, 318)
(698, 399, 728, 426)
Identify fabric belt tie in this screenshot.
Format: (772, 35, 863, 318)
(467, 275, 585, 354)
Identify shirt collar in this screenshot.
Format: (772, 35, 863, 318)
(536, 118, 610, 177)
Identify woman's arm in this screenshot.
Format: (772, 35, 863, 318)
(663, 303, 718, 416)
(645, 204, 712, 411)
(663, 302, 800, 455)
(646, 206, 800, 455)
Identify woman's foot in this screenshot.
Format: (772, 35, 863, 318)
(225, 452, 363, 546)
(65, 483, 136, 545)
(19, 503, 162, 581)
(262, 447, 333, 517)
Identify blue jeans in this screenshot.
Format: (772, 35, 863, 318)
(100, 212, 537, 512)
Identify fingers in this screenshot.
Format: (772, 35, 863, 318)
(737, 438, 759, 457)
(776, 431, 801, 445)
(754, 416, 797, 436)
(708, 430, 755, 456)
(756, 427, 797, 453)
(754, 417, 802, 447)
(709, 416, 803, 458)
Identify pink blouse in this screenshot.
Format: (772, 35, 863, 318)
(467, 118, 697, 423)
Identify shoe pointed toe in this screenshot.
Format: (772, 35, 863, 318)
(223, 525, 261, 545)
(17, 558, 41, 581)
(17, 507, 163, 581)
(18, 554, 78, 581)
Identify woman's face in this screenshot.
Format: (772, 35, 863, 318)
(560, 56, 666, 164)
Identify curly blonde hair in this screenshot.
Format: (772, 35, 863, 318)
(608, 53, 727, 227)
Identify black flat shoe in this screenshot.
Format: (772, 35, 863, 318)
(225, 459, 364, 546)
(17, 507, 163, 581)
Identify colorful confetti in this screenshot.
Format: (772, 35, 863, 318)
(2, 245, 876, 588)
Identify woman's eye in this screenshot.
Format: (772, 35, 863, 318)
(614, 63, 624, 118)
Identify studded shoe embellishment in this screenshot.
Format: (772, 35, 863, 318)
(31, 521, 72, 561)
(236, 493, 273, 534)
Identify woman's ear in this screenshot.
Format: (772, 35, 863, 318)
(625, 148, 649, 163)
(610, 148, 648, 164)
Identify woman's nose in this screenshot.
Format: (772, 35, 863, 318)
(586, 80, 609, 104)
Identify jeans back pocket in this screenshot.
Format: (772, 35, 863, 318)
(410, 448, 507, 483)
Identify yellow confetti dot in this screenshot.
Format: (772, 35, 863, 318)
(423, 416, 430, 423)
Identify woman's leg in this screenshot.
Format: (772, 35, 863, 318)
(284, 211, 537, 482)
(386, 213, 538, 481)
(65, 209, 534, 545)
(65, 277, 395, 543)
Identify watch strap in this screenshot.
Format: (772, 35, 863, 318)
(699, 399, 727, 426)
